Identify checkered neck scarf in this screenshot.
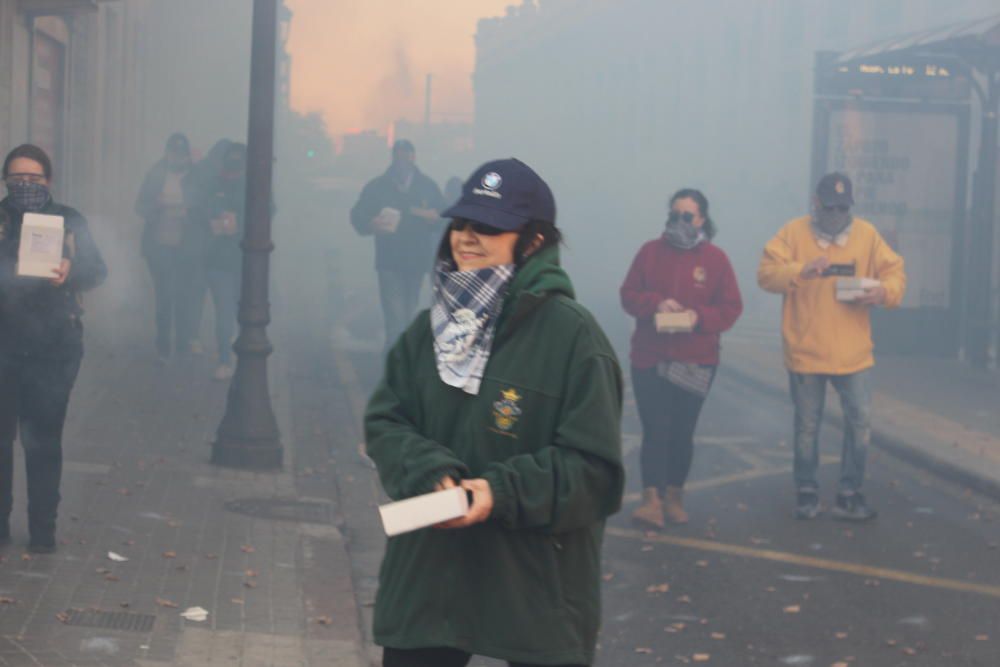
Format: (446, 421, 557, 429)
(431, 259, 515, 395)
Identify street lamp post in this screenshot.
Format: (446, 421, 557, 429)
(212, 0, 283, 469)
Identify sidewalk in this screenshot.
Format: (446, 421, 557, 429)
(0, 315, 369, 666)
(722, 322, 1000, 501)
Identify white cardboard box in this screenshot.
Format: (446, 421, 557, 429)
(17, 213, 64, 278)
(378, 486, 469, 537)
(655, 311, 696, 334)
(836, 277, 881, 302)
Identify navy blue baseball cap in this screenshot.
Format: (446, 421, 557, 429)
(442, 158, 556, 231)
(816, 172, 854, 207)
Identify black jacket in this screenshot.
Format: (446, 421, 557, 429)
(0, 198, 107, 358)
(349, 167, 445, 274)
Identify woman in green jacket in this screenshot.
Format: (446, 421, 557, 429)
(365, 158, 624, 667)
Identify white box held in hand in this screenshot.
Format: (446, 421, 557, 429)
(836, 277, 881, 302)
(378, 486, 470, 537)
(17, 213, 64, 278)
(655, 311, 696, 334)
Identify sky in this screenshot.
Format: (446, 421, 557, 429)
(285, 0, 512, 137)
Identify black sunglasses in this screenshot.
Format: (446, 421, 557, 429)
(450, 218, 507, 236)
(667, 211, 696, 224)
(821, 204, 850, 213)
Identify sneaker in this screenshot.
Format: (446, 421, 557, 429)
(832, 492, 877, 522)
(794, 489, 821, 520)
(213, 364, 234, 381)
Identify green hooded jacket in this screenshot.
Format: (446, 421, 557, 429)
(365, 247, 624, 665)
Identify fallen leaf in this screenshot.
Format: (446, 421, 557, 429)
(696, 560, 709, 568)
(641, 545, 654, 552)
(120, 602, 130, 608)
(901, 647, 917, 656)
(243, 580, 258, 589)
(677, 595, 692, 603)
(95, 567, 111, 575)
(635, 647, 653, 654)
(0, 597, 16, 605)
(245, 569, 258, 578)
(107, 551, 129, 562)
(240, 545, 256, 554)
(20, 553, 32, 562)
(710, 632, 725, 640)
(646, 583, 670, 594)
(834, 632, 848, 639)
(316, 615, 333, 625)
(155, 597, 179, 609)
(162, 551, 177, 559)
(231, 598, 245, 605)
(205, 553, 219, 560)
(602, 573, 615, 582)
(56, 612, 70, 623)
(692, 654, 710, 662)
(104, 575, 120, 582)
(975, 634, 989, 641)
(783, 605, 801, 614)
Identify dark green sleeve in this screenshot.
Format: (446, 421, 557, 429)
(482, 339, 624, 534)
(364, 332, 469, 500)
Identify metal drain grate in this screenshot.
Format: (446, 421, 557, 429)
(61, 609, 156, 633)
(225, 497, 333, 524)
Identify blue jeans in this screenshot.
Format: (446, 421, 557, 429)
(206, 268, 239, 365)
(789, 369, 871, 494)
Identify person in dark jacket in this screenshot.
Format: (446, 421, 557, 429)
(135, 133, 197, 361)
(350, 140, 445, 348)
(365, 159, 624, 667)
(0, 144, 107, 552)
(621, 188, 742, 527)
(188, 140, 246, 381)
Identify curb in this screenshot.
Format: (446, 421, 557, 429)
(721, 364, 1000, 503)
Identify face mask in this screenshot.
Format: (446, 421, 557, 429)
(814, 207, 852, 237)
(663, 216, 704, 250)
(6, 181, 51, 212)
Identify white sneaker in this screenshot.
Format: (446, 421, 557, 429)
(213, 364, 234, 381)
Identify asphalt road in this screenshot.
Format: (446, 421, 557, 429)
(594, 367, 1000, 667)
(343, 350, 1000, 667)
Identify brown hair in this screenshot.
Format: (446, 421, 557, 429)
(3, 144, 53, 180)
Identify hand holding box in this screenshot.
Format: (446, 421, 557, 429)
(655, 310, 696, 334)
(836, 277, 881, 302)
(378, 487, 470, 536)
(17, 213, 64, 278)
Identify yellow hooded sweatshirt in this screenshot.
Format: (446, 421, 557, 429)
(758, 216, 906, 375)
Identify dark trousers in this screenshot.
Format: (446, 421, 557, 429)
(383, 646, 586, 667)
(632, 365, 711, 490)
(0, 353, 82, 541)
(206, 268, 240, 365)
(145, 245, 185, 355)
(377, 269, 424, 349)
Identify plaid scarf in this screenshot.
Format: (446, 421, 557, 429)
(431, 260, 515, 395)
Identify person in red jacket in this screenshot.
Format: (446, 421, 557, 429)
(620, 189, 742, 527)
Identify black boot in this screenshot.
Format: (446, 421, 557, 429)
(28, 517, 56, 554)
(0, 516, 10, 546)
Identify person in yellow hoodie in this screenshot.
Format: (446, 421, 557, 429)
(758, 172, 905, 521)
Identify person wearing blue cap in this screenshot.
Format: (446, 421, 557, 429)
(350, 140, 446, 348)
(364, 158, 624, 666)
